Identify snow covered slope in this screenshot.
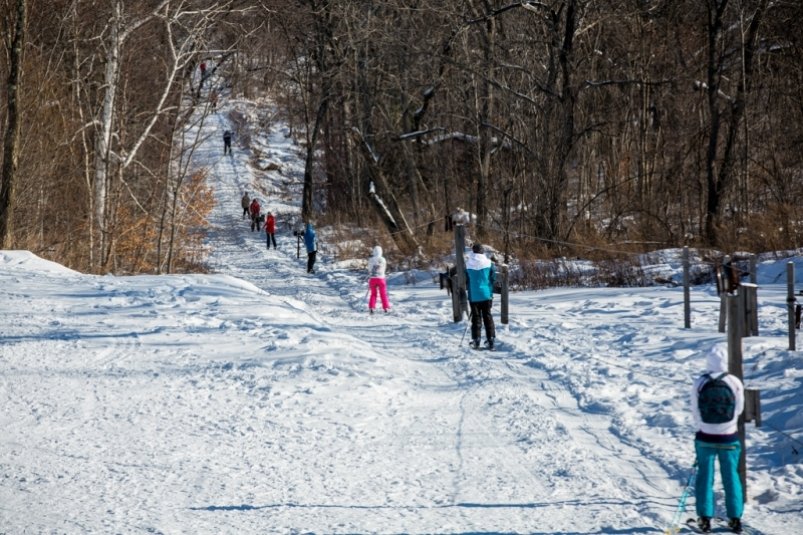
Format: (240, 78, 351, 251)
(1, 88, 801, 535)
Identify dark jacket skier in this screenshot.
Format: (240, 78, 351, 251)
(241, 192, 250, 219)
(304, 222, 317, 273)
(223, 130, 233, 155)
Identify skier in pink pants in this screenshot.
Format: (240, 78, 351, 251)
(368, 246, 390, 313)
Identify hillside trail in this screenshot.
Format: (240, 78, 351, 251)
(190, 90, 682, 532)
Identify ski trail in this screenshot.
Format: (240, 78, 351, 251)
(189, 99, 680, 532)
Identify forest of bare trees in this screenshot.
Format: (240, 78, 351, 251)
(1, 0, 802, 274)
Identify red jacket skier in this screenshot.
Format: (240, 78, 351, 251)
(265, 212, 277, 249)
(249, 198, 261, 232)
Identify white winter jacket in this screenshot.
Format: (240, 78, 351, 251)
(690, 344, 745, 436)
(368, 246, 387, 279)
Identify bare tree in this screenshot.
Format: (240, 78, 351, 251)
(0, 0, 26, 249)
(702, 0, 769, 245)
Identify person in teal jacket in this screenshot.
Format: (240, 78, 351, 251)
(303, 222, 317, 274)
(465, 243, 496, 349)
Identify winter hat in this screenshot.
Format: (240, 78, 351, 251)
(372, 246, 383, 257)
(472, 243, 484, 254)
(706, 344, 728, 373)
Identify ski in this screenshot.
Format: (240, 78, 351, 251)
(683, 518, 754, 534)
(468, 341, 499, 351)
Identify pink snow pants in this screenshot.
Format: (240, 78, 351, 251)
(369, 277, 390, 311)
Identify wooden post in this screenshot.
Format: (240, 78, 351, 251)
(726, 294, 747, 502)
(450, 268, 462, 323)
(788, 262, 796, 351)
(499, 263, 509, 325)
(294, 222, 304, 259)
(728, 294, 742, 353)
(683, 246, 691, 329)
(452, 225, 468, 322)
(744, 389, 762, 427)
(739, 283, 758, 337)
(718, 255, 731, 333)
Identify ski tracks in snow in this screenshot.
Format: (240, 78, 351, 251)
(183, 104, 684, 532)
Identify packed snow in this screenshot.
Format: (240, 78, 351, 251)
(1, 80, 802, 535)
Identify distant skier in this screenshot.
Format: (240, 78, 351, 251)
(223, 130, 232, 155)
(241, 192, 250, 219)
(209, 90, 218, 113)
(303, 222, 317, 274)
(265, 212, 277, 249)
(199, 61, 206, 78)
(367, 246, 390, 314)
(465, 243, 496, 349)
(691, 344, 745, 534)
(249, 198, 261, 232)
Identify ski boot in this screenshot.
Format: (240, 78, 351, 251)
(697, 517, 712, 533)
(728, 518, 742, 533)
(485, 337, 495, 350)
(470, 338, 481, 349)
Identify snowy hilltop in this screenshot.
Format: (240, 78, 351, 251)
(1, 82, 802, 535)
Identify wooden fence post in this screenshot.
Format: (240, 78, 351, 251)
(451, 225, 468, 323)
(739, 283, 758, 337)
(499, 263, 509, 325)
(727, 294, 747, 501)
(744, 389, 762, 428)
(683, 247, 691, 328)
(293, 221, 304, 259)
(718, 255, 731, 333)
(788, 262, 796, 351)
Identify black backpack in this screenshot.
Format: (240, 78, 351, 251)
(698, 373, 736, 424)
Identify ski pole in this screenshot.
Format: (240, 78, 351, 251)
(664, 459, 697, 535)
(459, 311, 472, 346)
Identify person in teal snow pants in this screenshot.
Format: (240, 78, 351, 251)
(690, 344, 745, 534)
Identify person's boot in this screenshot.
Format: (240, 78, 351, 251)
(470, 338, 480, 349)
(727, 518, 742, 533)
(697, 517, 711, 533)
(486, 337, 495, 350)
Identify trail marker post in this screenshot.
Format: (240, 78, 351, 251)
(683, 246, 691, 329)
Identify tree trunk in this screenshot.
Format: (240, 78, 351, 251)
(0, 0, 26, 249)
(703, 0, 768, 245)
(474, 7, 496, 242)
(302, 98, 327, 222)
(93, 0, 123, 268)
(533, 0, 577, 245)
(366, 172, 420, 255)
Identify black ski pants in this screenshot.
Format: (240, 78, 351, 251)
(307, 251, 317, 273)
(469, 299, 495, 342)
